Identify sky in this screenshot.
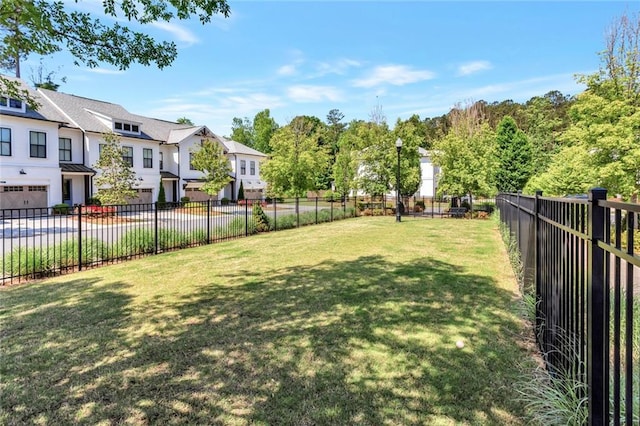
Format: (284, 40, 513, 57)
(21, 1, 636, 136)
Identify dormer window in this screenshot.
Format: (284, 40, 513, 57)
(0, 96, 26, 112)
(114, 120, 141, 135)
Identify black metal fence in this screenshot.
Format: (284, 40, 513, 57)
(1, 197, 358, 285)
(497, 189, 639, 425)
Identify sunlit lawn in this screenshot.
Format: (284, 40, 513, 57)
(1, 217, 531, 425)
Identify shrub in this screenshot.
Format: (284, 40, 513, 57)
(252, 203, 270, 232)
(413, 205, 423, 213)
(180, 196, 190, 203)
(52, 203, 71, 215)
(79, 205, 116, 217)
(157, 182, 167, 209)
(415, 200, 426, 209)
(221, 197, 230, 206)
(324, 190, 335, 202)
(86, 197, 101, 206)
(272, 213, 297, 231)
(117, 229, 155, 257)
(54, 238, 110, 266)
(238, 181, 245, 201)
(3, 247, 55, 278)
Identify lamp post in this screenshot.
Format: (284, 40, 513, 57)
(395, 138, 402, 222)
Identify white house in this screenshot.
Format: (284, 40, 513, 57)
(416, 147, 439, 199)
(0, 80, 69, 209)
(0, 77, 268, 209)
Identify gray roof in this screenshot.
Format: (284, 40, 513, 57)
(37, 88, 158, 140)
(60, 163, 96, 174)
(220, 138, 268, 157)
(0, 76, 70, 124)
(160, 171, 179, 180)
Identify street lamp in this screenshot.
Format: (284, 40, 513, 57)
(395, 138, 402, 222)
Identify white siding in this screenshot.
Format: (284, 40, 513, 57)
(0, 115, 62, 207)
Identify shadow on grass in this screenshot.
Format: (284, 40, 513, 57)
(1, 255, 526, 425)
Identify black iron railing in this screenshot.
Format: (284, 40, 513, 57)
(498, 189, 639, 425)
(1, 197, 358, 284)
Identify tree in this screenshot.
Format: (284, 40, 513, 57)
(261, 117, 329, 204)
(253, 109, 278, 154)
(432, 102, 497, 204)
(392, 117, 423, 198)
(494, 116, 532, 192)
(522, 91, 574, 175)
(29, 58, 66, 91)
(524, 146, 598, 196)
(352, 120, 395, 197)
(157, 180, 167, 208)
(558, 12, 640, 200)
(93, 132, 138, 205)
(230, 117, 254, 147)
(332, 122, 360, 199)
(1, 0, 231, 106)
(237, 180, 245, 201)
(176, 117, 194, 125)
(326, 109, 347, 156)
(190, 138, 232, 198)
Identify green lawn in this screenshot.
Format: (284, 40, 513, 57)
(0, 217, 532, 425)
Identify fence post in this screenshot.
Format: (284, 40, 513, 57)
(77, 204, 82, 271)
(154, 202, 159, 254)
(587, 187, 608, 425)
(274, 198, 277, 231)
(245, 200, 249, 237)
(517, 190, 522, 246)
(534, 191, 542, 337)
(206, 199, 211, 244)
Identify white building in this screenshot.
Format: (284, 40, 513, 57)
(0, 77, 267, 209)
(416, 147, 439, 199)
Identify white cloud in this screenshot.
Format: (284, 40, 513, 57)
(457, 60, 493, 76)
(286, 85, 343, 103)
(313, 58, 362, 77)
(150, 22, 200, 46)
(277, 64, 298, 76)
(353, 65, 436, 88)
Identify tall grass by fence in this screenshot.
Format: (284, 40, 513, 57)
(497, 189, 639, 425)
(1, 197, 357, 285)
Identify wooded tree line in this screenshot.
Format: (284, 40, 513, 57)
(232, 12, 639, 202)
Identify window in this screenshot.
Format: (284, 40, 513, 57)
(143, 148, 153, 168)
(122, 146, 133, 167)
(3, 186, 23, 192)
(250, 161, 256, 176)
(0, 127, 10, 156)
(114, 121, 141, 135)
(30, 131, 46, 158)
(189, 153, 197, 170)
(240, 160, 246, 175)
(0, 97, 25, 112)
(29, 186, 47, 192)
(59, 138, 72, 161)
(159, 152, 164, 170)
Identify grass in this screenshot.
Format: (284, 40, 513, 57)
(0, 217, 532, 425)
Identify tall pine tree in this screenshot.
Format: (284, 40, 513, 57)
(495, 116, 532, 192)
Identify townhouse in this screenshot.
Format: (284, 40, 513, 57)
(0, 77, 267, 210)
